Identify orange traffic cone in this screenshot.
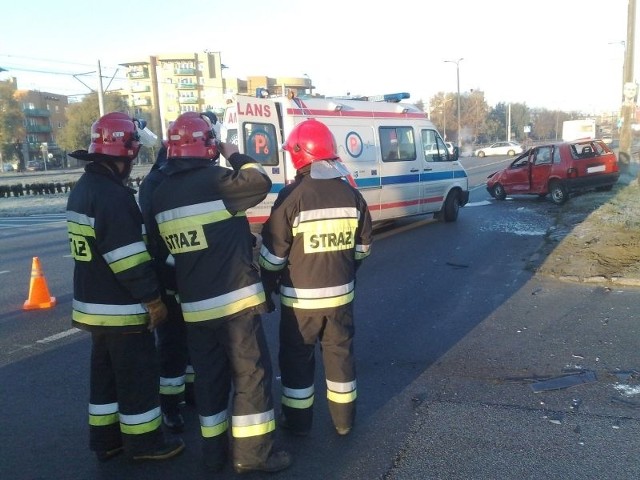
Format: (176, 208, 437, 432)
(23, 256, 57, 310)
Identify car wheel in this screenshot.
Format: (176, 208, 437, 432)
(507, 150, 515, 156)
(549, 181, 567, 205)
(478, 151, 485, 158)
(441, 189, 460, 222)
(491, 183, 507, 200)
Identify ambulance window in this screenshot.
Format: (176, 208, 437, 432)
(421, 129, 447, 162)
(242, 122, 278, 166)
(379, 127, 416, 162)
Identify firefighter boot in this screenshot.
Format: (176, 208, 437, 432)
(130, 437, 185, 462)
(234, 450, 292, 474)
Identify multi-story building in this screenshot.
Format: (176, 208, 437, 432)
(119, 51, 314, 140)
(18, 88, 68, 168)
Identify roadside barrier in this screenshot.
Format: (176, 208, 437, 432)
(0, 177, 145, 199)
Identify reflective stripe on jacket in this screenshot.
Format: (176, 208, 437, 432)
(66, 164, 159, 332)
(151, 154, 271, 322)
(259, 169, 372, 309)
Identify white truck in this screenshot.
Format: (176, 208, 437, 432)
(562, 119, 596, 141)
(220, 92, 469, 226)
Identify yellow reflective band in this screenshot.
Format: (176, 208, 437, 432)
(89, 413, 119, 427)
(120, 416, 162, 435)
(182, 293, 265, 322)
(72, 310, 147, 327)
(109, 251, 152, 274)
(159, 384, 185, 395)
(281, 395, 314, 409)
(232, 419, 276, 439)
(201, 419, 229, 438)
(240, 162, 267, 174)
(327, 389, 358, 404)
(158, 209, 240, 232)
(281, 291, 353, 310)
(67, 221, 96, 238)
(258, 245, 287, 270)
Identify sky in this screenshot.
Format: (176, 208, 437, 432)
(1, 0, 637, 114)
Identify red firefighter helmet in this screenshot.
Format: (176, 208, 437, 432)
(282, 119, 339, 170)
(166, 112, 219, 160)
(88, 112, 140, 160)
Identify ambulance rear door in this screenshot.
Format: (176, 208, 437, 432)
(222, 96, 287, 224)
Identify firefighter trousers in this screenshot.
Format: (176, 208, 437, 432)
(88, 331, 164, 456)
(187, 312, 276, 467)
(279, 303, 357, 433)
(156, 293, 190, 413)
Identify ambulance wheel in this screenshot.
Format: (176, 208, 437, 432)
(442, 190, 460, 222)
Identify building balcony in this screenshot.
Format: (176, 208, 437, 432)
(133, 98, 151, 106)
(24, 108, 50, 117)
(178, 97, 199, 104)
(26, 124, 52, 133)
(128, 69, 149, 79)
(175, 68, 196, 75)
(131, 85, 151, 93)
(177, 83, 197, 90)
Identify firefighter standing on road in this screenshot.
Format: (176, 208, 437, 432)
(139, 144, 192, 433)
(151, 112, 291, 474)
(66, 112, 185, 462)
(259, 118, 373, 437)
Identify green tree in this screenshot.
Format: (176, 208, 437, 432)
(460, 89, 489, 144)
(57, 92, 128, 152)
(0, 79, 26, 166)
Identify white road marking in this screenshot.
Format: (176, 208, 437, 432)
(36, 328, 82, 344)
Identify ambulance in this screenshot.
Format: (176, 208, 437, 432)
(220, 91, 469, 226)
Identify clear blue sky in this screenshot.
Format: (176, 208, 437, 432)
(1, 0, 637, 114)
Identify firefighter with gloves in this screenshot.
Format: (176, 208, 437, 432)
(66, 112, 184, 462)
(151, 111, 291, 474)
(259, 118, 373, 438)
(139, 144, 193, 433)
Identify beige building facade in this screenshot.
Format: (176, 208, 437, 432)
(119, 51, 313, 140)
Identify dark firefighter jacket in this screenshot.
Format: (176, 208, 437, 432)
(151, 153, 271, 323)
(66, 162, 161, 333)
(259, 167, 373, 310)
(138, 147, 177, 294)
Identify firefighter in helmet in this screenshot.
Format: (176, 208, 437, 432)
(139, 143, 193, 434)
(259, 118, 373, 437)
(150, 111, 291, 474)
(66, 112, 185, 462)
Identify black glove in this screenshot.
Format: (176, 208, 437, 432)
(261, 268, 280, 313)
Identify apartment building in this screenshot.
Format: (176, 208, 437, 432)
(18, 88, 68, 168)
(119, 51, 313, 140)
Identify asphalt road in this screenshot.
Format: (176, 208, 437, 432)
(2, 157, 639, 479)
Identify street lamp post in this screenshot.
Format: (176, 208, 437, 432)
(444, 58, 463, 152)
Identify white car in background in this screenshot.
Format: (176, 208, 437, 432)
(445, 142, 455, 155)
(473, 141, 523, 158)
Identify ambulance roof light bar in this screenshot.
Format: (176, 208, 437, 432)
(368, 92, 411, 103)
(328, 92, 410, 103)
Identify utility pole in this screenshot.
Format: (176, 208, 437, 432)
(444, 58, 463, 151)
(97, 60, 105, 116)
(619, 0, 636, 175)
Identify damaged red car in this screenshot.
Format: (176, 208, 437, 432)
(486, 139, 619, 205)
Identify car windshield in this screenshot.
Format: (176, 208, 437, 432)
(510, 149, 531, 167)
